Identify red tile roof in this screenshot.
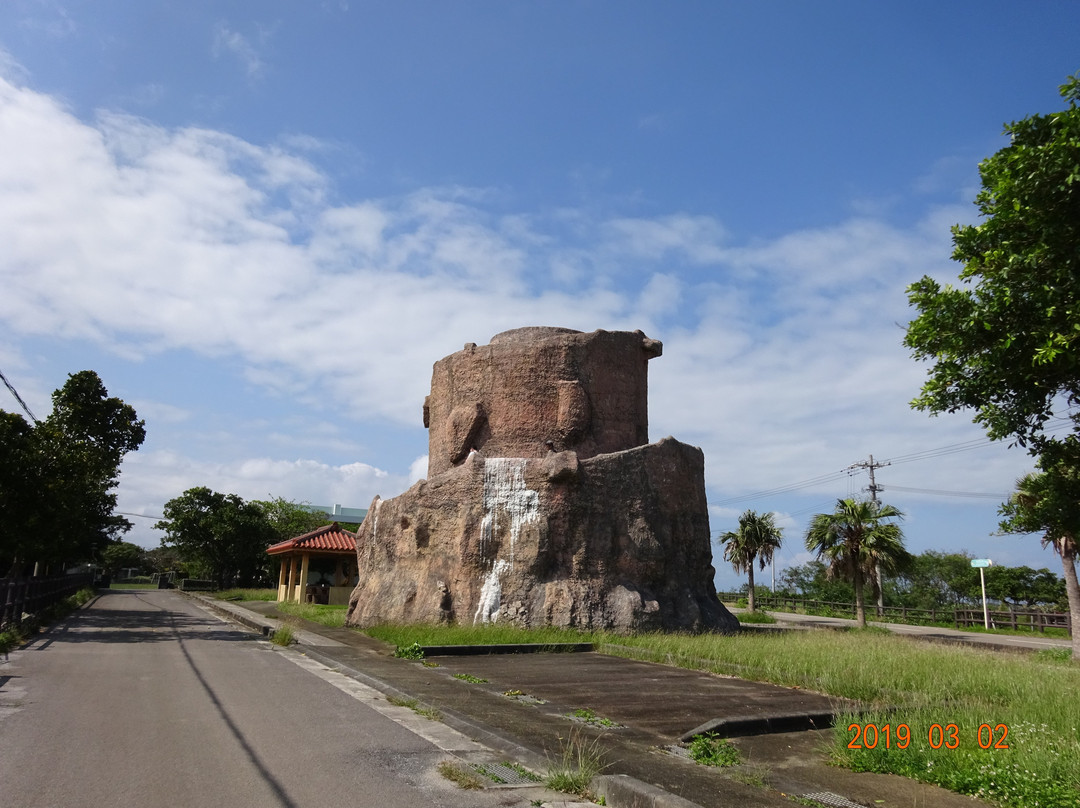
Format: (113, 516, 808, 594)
(266, 522, 358, 556)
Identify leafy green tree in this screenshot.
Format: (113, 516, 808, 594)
(904, 74, 1080, 464)
(998, 462, 1080, 658)
(893, 550, 980, 610)
(251, 497, 330, 543)
(719, 510, 783, 613)
(805, 498, 907, 628)
(1, 371, 145, 575)
(156, 487, 277, 588)
(99, 541, 146, 576)
(778, 560, 855, 603)
(143, 545, 191, 576)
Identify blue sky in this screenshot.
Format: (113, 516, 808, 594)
(1, 1, 1078, 590)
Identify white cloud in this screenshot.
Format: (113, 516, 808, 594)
(0, 75, 1038, 561)
(409, 455, 429, 483)
(117, 450, 409, 548)
(212, 22, 266, 78)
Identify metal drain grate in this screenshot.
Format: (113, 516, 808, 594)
(470, 762, 542, 786)
(800, 791, 868, 808)
(662, 744, 692, 760)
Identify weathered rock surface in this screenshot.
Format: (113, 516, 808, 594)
(424, 327, 662, 476)
(346, 327, 737, 634)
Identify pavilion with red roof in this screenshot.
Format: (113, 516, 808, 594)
(266, 522, 359, 605)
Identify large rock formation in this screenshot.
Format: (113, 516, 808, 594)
(345, 327, 738, 633)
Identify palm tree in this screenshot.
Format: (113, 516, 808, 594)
(999, 466, 1080, 660)
(804, 498, 906, 628)
(720, 510, 783, 613)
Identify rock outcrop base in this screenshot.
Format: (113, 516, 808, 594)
(346, 327, 737, 634)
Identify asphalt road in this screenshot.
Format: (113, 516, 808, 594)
(746, 608, 1074, 652)
(0, 591, 564, 808)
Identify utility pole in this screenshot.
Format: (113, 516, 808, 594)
(849, 454, 890, 616)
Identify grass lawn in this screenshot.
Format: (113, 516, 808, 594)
(214, 588, 278, 601)
(276, 601, 348, 627)
(108, 582, 158, 590)
(366, 622, 1079, 808)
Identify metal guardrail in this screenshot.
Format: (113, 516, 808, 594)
(0, 573, 94, 630)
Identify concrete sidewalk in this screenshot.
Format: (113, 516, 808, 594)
(194, 595, 990, 808)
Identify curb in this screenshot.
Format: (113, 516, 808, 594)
(418, 642, 594, 656)
(596, 775, 707, 808)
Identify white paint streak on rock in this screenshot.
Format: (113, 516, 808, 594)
(474, 558, 510, 624)
(479, 458, 539, 564)
(366, 497, 382, 571)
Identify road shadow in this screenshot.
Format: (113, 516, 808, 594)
(25, 592, 258, 648)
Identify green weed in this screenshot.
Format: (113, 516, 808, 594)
(436, 761, 484, 789)
(568, 707, 620, 728)
(736, 610, 777, 624)
(270, 623, 295, 646)
(687, 733, 741, 767)
(387, 695, 442, 721)
(452, 673, 488, 683)
(393, 642, 425, 660)
(276, 601, 347, 627)
(545, 726, 607, 797)
(216, 588, 278, 601)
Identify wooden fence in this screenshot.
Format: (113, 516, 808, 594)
(719, 592, 1072, 635)
(0, 574, 94, 630)
(954, 608, 1071, 634)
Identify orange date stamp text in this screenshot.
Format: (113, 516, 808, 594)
(847, 722, 1009, 750)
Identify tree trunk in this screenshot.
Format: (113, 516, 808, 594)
(747, 565, 756, 613)
(1059, 537, 1080, 660)
(854, 569, 867, 628)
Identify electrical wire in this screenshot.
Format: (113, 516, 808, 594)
(717, 415, 1077, 508)
(0, 367, 38, 423)
(881, 484, 1009, 500)
(710, 468, 850, 506)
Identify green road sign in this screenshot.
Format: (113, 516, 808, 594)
(970, 558, 993, 568)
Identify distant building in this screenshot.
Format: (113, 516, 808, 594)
(301, 503, 368, 524)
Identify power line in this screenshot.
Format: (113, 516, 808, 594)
(0, 367, 38, 423)
(711, 468, 850, 506)
(117, 511, 164, 520)
(717, 430, 1037, 508)
(881, 484, 1008, 500)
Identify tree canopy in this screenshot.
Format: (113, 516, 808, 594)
(904, 74, 1080, 462)
(251, 497, 332, 544)
(156, 487, 279, 588)
(1, 371, 145, 574)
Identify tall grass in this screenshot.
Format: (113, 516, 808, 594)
(215, 588, 278, 601)
(368, 623, 1080, 807)
(363, 622, 600, 647)
(613, 631, 1080, 808)
(276, 601, 348, 627)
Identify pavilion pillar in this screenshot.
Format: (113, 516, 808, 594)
(288, 556, 300, 602)
(299, 554, 311, 602)
(276, 559, 287, 602)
